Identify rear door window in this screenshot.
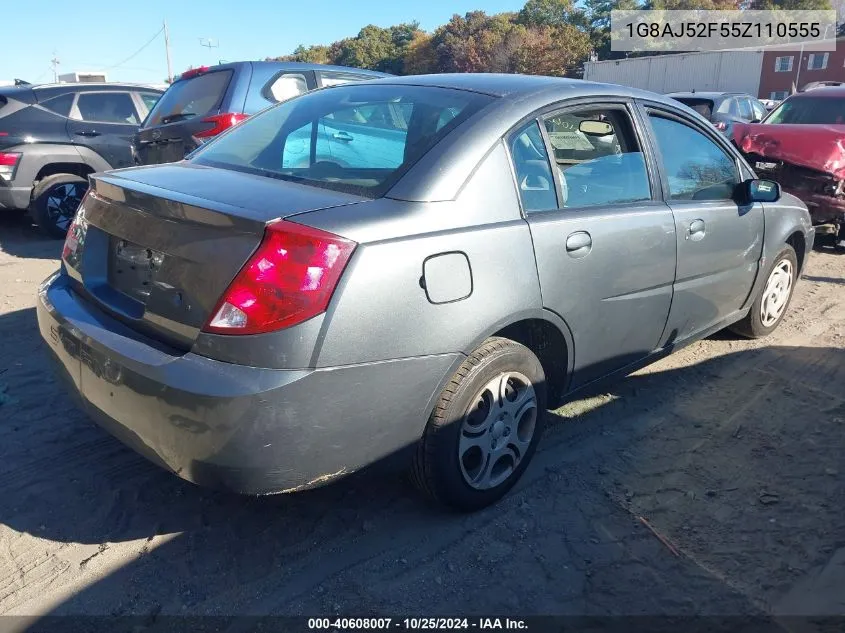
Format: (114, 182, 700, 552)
(542, 106, 651, 209)
(737, 97, 754, 120)
(144, 70, 232, 127)
(139, 92, 161, 112)
(508, 121, 558, 212)
(74, 92, 139, 124)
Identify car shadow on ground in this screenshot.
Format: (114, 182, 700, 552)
(0, 212, 63, 260)
(1, 301, 843, 622)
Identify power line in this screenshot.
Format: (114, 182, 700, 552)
(99, 26, 164, 71)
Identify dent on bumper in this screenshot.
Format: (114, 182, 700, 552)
(37, 272, 459, 494)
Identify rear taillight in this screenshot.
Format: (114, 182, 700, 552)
(203, 221, 357, 335)
(194, 113, 248, 139)
(0, 151, 20, 181)
(61, 218, 80, 260)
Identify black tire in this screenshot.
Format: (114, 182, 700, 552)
(730, 245, 798, 338)
(411, 337, 547, 512)
(30, 174, 88, 239)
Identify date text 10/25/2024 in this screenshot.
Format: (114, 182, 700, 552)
(307, 618, 528, 630)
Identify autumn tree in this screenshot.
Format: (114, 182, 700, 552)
(403, 32, 438, 74)
(270, 44, 332, 64)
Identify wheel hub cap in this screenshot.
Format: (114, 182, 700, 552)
(458, 371, 538, 490)
(760, 258, 793, 328)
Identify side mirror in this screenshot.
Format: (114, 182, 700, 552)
(738, 178, 780, 204)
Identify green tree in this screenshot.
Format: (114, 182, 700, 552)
(516, 0, 582, 26)
(749, 0, 832, 8)
(647, 0, 743, 8)
(329, 22, 425, 73)
(270, 44, 333, 64)
(403, 31, 438, 74)
(583, 0, 642, 60)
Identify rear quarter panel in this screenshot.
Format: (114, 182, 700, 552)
(293, 142, 544, 367)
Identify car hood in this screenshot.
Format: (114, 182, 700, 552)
(733, 122, 845, 179)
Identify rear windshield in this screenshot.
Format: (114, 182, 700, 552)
(672, 98, 714, 119)
(765, 96, 845, 124)
(192, 84, 494, 197)
(144, 70, 233, 127)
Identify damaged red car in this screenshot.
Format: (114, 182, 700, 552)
(732, 87, 845, 249)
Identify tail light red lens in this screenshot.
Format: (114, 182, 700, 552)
(203, 221, 357, 335)
(194, 113, 249, 139)
(178, 66, 209, 81)
(0, 151, 20, 181)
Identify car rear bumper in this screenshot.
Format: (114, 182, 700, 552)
(0, 182, 31, 210)
(37, 271, 458, 494)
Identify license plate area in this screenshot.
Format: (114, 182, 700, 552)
(108, 238, 164, 305)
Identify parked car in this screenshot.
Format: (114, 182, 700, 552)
(0, 82, 163, 237)
(801, 81, 845, 92)
(759, 98, 780, 111)
(667, 91, 768, 137)
(732, 87, 845, 248)
(38, 75, 813, 511)
(132, 61, 389, 167)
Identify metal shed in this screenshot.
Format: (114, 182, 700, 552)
(584, 50, 764, 96)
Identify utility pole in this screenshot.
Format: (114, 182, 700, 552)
(793, 42, 804, 94)
(50, 55, 60, 83)
(164, 19, 173, 83)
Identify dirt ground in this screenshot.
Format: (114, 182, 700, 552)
(0, 214, 844, 629)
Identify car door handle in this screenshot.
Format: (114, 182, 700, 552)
(687, 219, 706, 241)
(565, 231, 592, 258)
(332, 131, 353, 142)
(75, 130, 101, 137)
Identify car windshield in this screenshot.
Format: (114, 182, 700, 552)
(191, 84, 493, 197)
(764, 96, 845, 124)
(672, 98, 715, 119)
(144, 69, 233, 127)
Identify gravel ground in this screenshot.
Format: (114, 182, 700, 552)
(0, 215, 844, 629)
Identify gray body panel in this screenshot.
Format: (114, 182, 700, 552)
(0, 143, 111, 210)
(37, 74, 816, 493)
(37, 272, 457, 493)
(527, 202, 676, 388)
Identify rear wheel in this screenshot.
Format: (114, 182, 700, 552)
(730, 245, 797, 338)
(411, 337, 547, 511)
(31, 174, 88, 239)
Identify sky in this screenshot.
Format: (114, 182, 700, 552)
(2, 0, 525, 85)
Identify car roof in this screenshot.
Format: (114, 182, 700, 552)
(666, 91, 747, 100)
(31, 82, 164, 91)
(179, 60, 389, 78)
(361, 73, 685, 103)
(791, 86, 845, 97)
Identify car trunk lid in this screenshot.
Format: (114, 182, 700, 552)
(63, 162, 366, 349)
